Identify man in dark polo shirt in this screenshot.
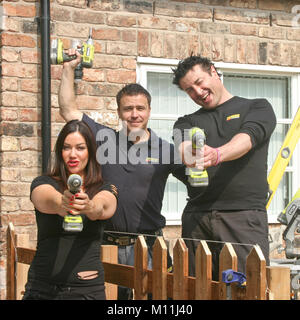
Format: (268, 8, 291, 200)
(58, 52, 185, 299)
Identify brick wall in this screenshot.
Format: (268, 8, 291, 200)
(1, 0, 300, 299)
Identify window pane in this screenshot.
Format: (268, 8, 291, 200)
(224, 74, 291, 215)
(148, 72, 199, 117)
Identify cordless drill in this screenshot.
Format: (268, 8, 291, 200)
(50, 28, 94, 80)
(62, 174, 83, 232)
(188, 127, 209, 187)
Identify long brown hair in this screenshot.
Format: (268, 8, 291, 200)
(49, 120, 103, 198)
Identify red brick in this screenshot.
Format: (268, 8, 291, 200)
(0, 108, 18, 121)
(19, 108, 39, 122)
(107, 13, 136, 27)
(122, 58, 136, 70)
(83, 69, 106, 82)
(258, 0, 286, 11)
(1, 33, 36, 48)
(150, 32, 163, 57)
(138, 31, 149, 56)
(122, 30, 136, 42)
(21, 79, 40, 93)
(107, 41, 137, 56)
(1, 48, 19, 62)
(3, 3, 36, 17)
(20, 49, 40, 64)
(1, 213, 35, 226)
(107, 69, 136, 83)
(1, 78, 19, 91)
(2, 63, 37, 78)
(93, 28, 121, 41)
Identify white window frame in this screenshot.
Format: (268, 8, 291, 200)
(137, 57, 300, 224)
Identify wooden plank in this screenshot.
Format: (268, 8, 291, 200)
(173, 238, 189, 300)
(16, 247, 35, 265)
(101, 245, 118, 300)
(195, 240, 212, 300)
(6, 223, 16, 300)
(246, 245, 266, 300)
(152, 237, 167, 300)
(16, 234, 30, 300)
(103, 262, 134, 288)
(266, 266, 290, 300)
(218, 242, 238, 300)
(134, 236, 148, 300)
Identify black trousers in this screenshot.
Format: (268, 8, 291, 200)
(22, 279, 106, 300)
(181, 209, 270, 281)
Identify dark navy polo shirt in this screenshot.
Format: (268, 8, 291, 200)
(83, 114, 185, 233)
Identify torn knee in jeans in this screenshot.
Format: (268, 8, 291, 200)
(77, 271, 99, 280)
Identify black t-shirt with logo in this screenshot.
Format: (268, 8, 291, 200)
(173, 96, 276, 211)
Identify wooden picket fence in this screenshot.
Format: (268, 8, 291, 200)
(6, 222, 291, 300)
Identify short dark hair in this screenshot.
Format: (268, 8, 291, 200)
(116, 83, 151, 108)
(172, 55, 219, 89)
(49, 120, 103, 198)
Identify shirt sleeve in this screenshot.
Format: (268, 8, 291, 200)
(172, 115, 194, 149)
(82, 113, 108, 137)
(100, 182, 118, 201)
(238, 99, 277, 148)
(30, 176, 60, 199)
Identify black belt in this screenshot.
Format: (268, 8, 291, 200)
(103, 230, 162, 246)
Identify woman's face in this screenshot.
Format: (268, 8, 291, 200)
(62, 131, 89, 177)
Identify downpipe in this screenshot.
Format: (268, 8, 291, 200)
(40, 0, 51, 173)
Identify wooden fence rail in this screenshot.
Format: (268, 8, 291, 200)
(6, 222, 291, 300)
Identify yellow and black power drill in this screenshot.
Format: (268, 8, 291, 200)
(62, 174, 83, 232)
(50, 28, 94, 80)
(188, 127, 209, 187)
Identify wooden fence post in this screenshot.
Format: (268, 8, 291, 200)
(266, 266, 290, 300)
(16, 233, 30, 300)
(218, 243, 238, 300)
(173, 238, 189, 300)
(246, 245, 266, 300)
(6, 222, 16, 300)
(101, 245, 118, 300)
(152, 237, 168, 300)
(195, 240, 212, 300)
(134, 236, 148, 300)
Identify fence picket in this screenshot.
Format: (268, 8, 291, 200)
(195, 240, 212, 300)
(218, 243, 238, 300)
(246, 245, 266, 300)
(134, 235, 148, 300)
(16, 234, 30, 300)
(101, 245, 118, 300)
(6, 223, 16, 300)
(266, 266, 290, 300)
(173, 238, 189, 300)
(152, 237, 168, 300)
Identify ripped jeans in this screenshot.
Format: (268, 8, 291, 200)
(22, 280, 105, 300)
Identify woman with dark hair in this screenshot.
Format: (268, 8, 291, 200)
(23, 120, 118, 300)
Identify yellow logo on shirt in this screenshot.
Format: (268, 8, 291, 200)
(226, 114, 240, 121)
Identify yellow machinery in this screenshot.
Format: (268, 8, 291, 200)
(266, 106, 300, 209)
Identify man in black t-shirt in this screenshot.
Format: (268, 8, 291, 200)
(58, 52, 185, 299)
(172, 55, 276, 280)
